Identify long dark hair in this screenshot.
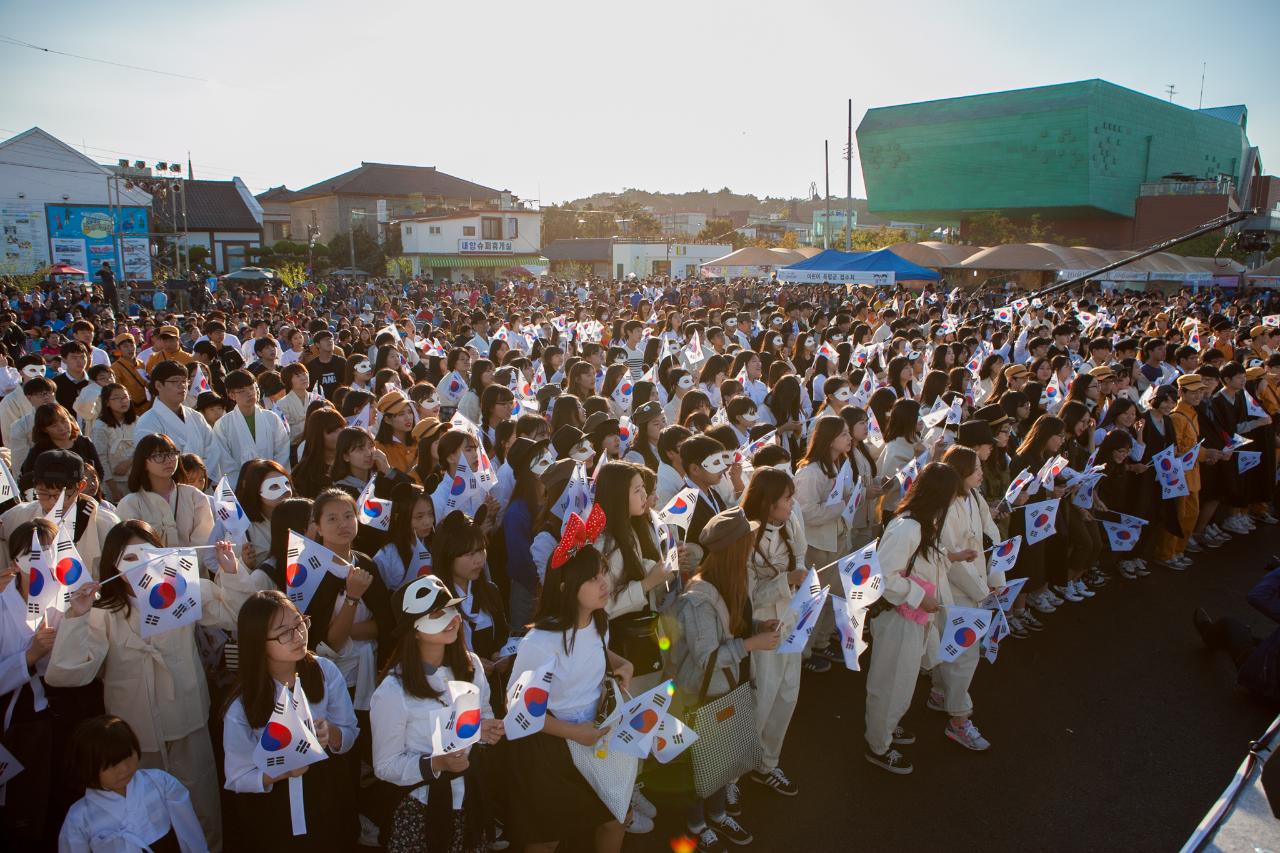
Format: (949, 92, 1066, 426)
(389, 482, 431, 569)
(595, 463, 648, 598)
(740, 468, 797, 580)
(227, 590, 326, 728)
(839, 406, 878, 478)
(294, 407, 344, 485)
(532, 545, 608, 653)
(126, 433, 178, 493)
(97, 383, 137, 428)
(430, 510, 502, 628)
(895, 463, 960, 559)
(799, 415, 847, 478)
(1017, 415, 1065, 462)
(267, 497, 315, 586)
(379, 613, 477, 702)
(884, 398, 922, 443)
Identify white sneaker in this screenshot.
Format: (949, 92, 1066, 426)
(1030, 591, 1057, 614)
(945, 719, 991, 751)
(1053, 583, 1084, 603)
(1224, 517, 1251, 535)
(625, 810, 654, 834)
(1243, 516, 1258, 531)
(1072, 579, 1096, 598)
(1207, 524, 1231, 541)
(631, 785, 658, 819)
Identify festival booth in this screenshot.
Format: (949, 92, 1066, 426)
(700, 247, 809, 279)
(1246, 257, 1280, 289)
(778, 248, 940, 286)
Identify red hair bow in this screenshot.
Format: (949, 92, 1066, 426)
(550, 503, 606, 569)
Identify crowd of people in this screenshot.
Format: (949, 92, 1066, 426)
(0, 268, 1278, 853)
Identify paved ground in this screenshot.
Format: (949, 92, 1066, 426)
(635, 525, 1280, 853)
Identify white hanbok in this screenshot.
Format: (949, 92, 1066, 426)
(211, 406, 290, 473)
(58, 768, 207, 853)
(134, 403, 226, 484)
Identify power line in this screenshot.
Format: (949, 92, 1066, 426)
(0, 34, 212, 83)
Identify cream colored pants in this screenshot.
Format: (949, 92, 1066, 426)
(804, 546, 844, 656)
(929, 642, 981, 717)
(864, 610, 927, 755)
(141, 727, 222, 852)
(751, 646, 801, 772)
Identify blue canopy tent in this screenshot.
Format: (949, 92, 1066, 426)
(778, 247, 940, 285)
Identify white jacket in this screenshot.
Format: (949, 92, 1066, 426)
(58, 768, 207, 853)
(115, 485, 215, 550)
(748, 510, 808, 622)
(793, 461, 846, 553)
(134, 403, 226, 484)
(212, 406, 289, 474)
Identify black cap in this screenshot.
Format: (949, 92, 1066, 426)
(973, 404, 1011, 427)
(32, 449, 85, 486)
(957, 420, 996, 448)
(551, 425, 587, 459)
(583, 412, 618, 440)
(507, 437, 550, 472)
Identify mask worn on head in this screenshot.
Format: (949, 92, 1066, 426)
(725, 318, 737, 327)
(260, 475, 291, 501)
(570, 441, 594, 463)
(833, 388, 853, 402)
(741, 412, 759, 424)
(401, 574, 462, 634)
(804, 338, 816, 349)
(677, 376, 694, 390)
(354, 360, 372, 374)
(700, 451, 729, 475)
(530, 451, 553, 476)
(613, 355, 627, 365)
(772, 336, 783, 348)
(771, 318, 783, 327)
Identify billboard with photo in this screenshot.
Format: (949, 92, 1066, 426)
(45, 204, 152, 281)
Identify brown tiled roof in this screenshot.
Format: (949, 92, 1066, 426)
(154, 180, 260, 231)
(291, 162, 502, 202)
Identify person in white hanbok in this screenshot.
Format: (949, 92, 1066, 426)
(133, 361, 226, 484)
(212, 370, 290, 474)
(59, 714, 208, 853)
(91, 383, 138, 502)
(115, 434, 214, 549)
(46, 522, 257, 850)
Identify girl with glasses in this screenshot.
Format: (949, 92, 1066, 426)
(223, 590, 359, 851)
(116, 434, 214, 549)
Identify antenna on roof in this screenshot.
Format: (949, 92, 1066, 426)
(1164, 83, 1177, 103)
(1198, 62, 1205, 109)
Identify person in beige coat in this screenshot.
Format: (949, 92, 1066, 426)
(875, 399, 926, 521)
(46, 521, 256, 852)
(115, 433, 215, 549)
(793, 415, 853, 670)
(930, 444, 1004, 751)
(742, 468, 808, 794)
(864, 463, 960, 776)
(0, 450, 118, 578)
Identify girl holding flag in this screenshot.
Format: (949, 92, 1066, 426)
(1008, 416, 1068, 618)
(932, 446, 1001, 751)
(371, 558, 499, 850)
(222, 590, 359, 852)
(46, 520, 257, 849)
(741, 468, 808, 796)
(507, 529, 633, 853)
(373, 483, 436, 592)
(864, 463, 960, 775)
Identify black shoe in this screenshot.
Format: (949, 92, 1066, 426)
(802, 656, 832, 673)
(1193, 607, 1213, 645)
(709, 815, 753, 846)
(865, 747, 914, 775)
(723, 782, 742, 817)
(747, 767, 799, 796)
(891, 725, 915, 745)
(693, 827, 727, 853)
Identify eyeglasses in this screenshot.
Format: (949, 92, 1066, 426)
(270, 615, 311, 644)
(34, 488, 67, 501)
(163, 378, 189, 388)
(149, 451, 179, 463)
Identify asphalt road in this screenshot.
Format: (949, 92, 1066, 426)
(634, 525, 1280, 853)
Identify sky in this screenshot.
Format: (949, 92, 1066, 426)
(2, 0, 1278, 206)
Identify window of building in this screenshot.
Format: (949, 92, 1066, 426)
(404, 225, 413, 235)
(481, 217, 502, 239)
(507, 217, 519, 239)
(463, 226, 476, 236)
(269, 222, 290, 241)
(429, 226, 442, 235)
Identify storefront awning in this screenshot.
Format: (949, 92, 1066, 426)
(418, 254, 548, 268)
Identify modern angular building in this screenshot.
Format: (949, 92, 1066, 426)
(857, 79, 1267, 249)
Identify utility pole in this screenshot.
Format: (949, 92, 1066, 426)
(349, 209, 356, 271)
(846, 98, 853, 252)
(823, 140, 830, 250)
(1198, 62, 1206, 109)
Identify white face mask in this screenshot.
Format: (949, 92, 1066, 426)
(772, 337, 783, 348)
(21, 364, 44, 380)
(530, 451, 553, 476)
(831, 333, 845, 342)
(354, 360, 372, 374)
(260, 475, 291, 501)
(677, 376, 694, 390)
(833, 388, 853, 402)
(700, 452, 729, 475)
(725, 319, 738, 328)
(570, 441, 594, 462)
(804, 338, 816, 349)
(771, 318, 783, 327)
(120, 543, 152, 569)
(741, 412, 759, 424)
(415, 605, 460, 634)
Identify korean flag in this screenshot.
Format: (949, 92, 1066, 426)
(652, 714, 698, 764)
(986, 535, 1022, 581)
(430, 680, 484, 755)
(134, 549, 203, 640)
(837, 542, 884, 610)
(505, 663, 553, 741)
(938, 606, 994, 663)
(657, 487, 699, 529)
(608, 680, 676, 758)
(284, 531, 351, 614)
(1023, 498, 1060, 545)
(831, 593, 870, 671)
(253, 682, 327, 780)
(356, 478, 392, 531)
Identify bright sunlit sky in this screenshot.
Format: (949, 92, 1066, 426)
(2, 0, 1277, 205)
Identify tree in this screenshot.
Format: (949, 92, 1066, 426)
(697, 218, 745, 249)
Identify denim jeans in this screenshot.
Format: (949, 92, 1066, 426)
(686, 786, 727, 832)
